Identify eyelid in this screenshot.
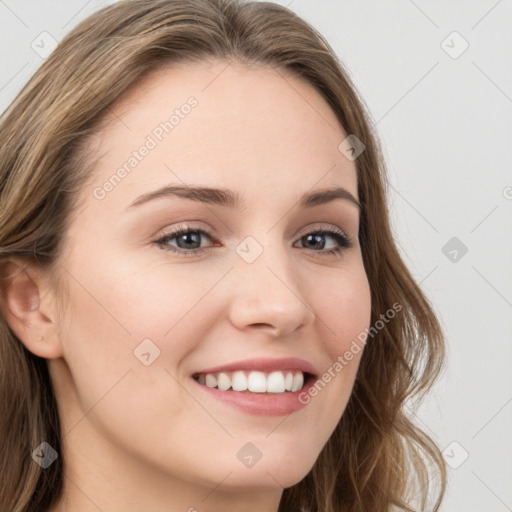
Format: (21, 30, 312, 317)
(296, 222, 348, 237)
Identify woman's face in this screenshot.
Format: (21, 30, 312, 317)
(47, 60, 371, 504)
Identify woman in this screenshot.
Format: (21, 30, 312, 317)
(0, 1, 447, 510)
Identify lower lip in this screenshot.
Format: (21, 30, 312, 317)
(191, 376, 314, 416)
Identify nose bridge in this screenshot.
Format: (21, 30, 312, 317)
(228, 233, 315, 335)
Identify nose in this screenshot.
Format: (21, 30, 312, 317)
(227, 243, 316, 338)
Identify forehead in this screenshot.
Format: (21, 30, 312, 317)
(79, 60, 358, 212)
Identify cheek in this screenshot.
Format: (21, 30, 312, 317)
(56, 258, 201, 449)
(65, 247, 217, 343)
(318, 262, 372, 355)
(58, 249, 224, 402)
(299, 263, 371, 427)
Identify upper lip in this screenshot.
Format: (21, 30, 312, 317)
(193, 357, 318, 377)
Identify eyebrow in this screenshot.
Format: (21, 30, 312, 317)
(124, 185, 361, 212)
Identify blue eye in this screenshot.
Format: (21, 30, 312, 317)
(155, 225, 353, 258)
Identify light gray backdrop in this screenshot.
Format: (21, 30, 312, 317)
(1, 1, 511, 510)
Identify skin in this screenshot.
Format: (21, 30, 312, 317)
(2, 60, 371, 512)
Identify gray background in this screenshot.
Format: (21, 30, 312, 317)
(1, 1, 511, 510)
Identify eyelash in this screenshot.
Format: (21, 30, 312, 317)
(154, 225, 354, 258)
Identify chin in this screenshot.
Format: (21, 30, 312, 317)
(214, 464, 312, 492)
(211, 444, 318, 490)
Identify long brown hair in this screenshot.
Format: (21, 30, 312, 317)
(0, 1, 447, 510)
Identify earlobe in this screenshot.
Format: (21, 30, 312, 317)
(0, 259, 62, 359)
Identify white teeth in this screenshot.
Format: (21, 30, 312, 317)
(267, 371, 285, 393)
(205, 374, 217, 388)
(195, 370, 307, 393)
(284, 372, 294, 391)
(231, 371, 248, 391)
(291, 372, 304, 392)
(217, 372, 231, 391)
(248, 371, 267, 392)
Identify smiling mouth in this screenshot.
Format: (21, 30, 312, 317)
(192, 369, 314, 394)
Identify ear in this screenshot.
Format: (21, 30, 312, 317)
(0, 258, 63, 359)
